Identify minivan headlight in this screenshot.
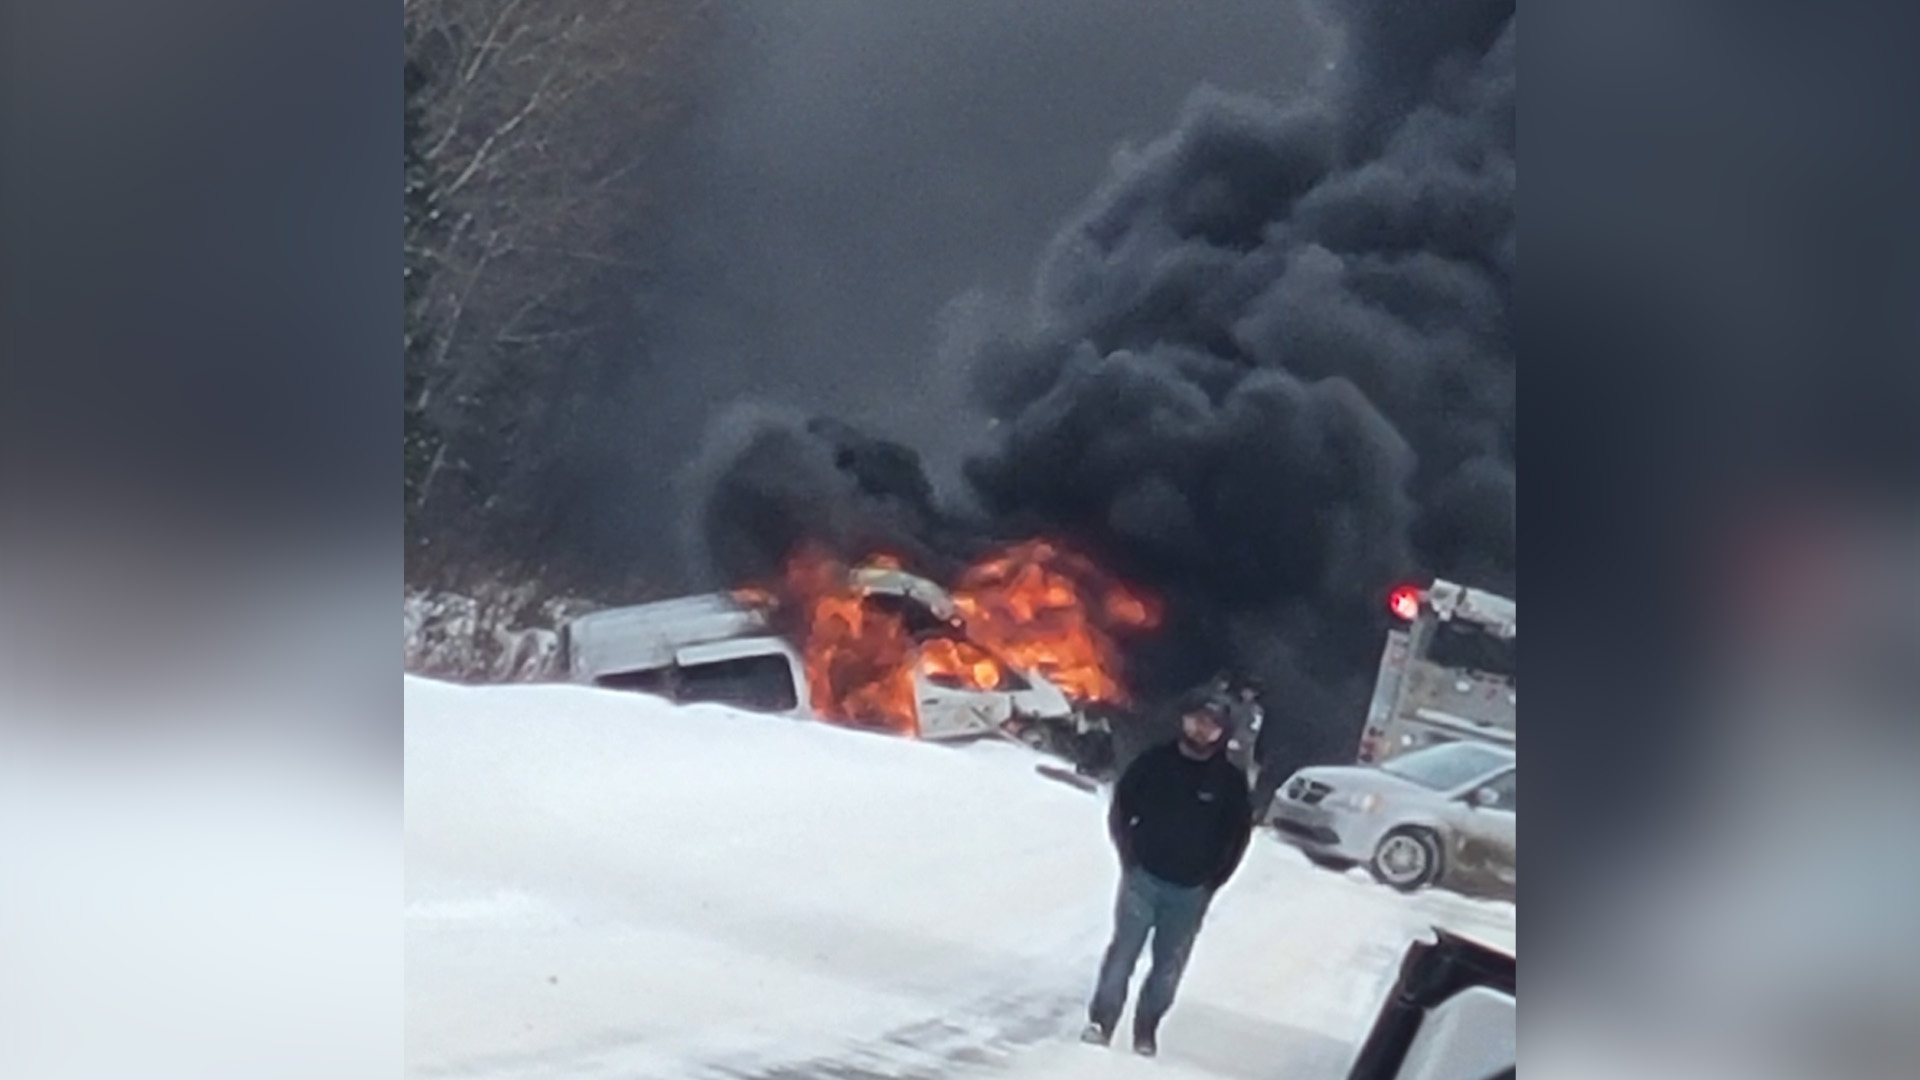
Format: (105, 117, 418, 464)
(1327, 791, 1381, 814)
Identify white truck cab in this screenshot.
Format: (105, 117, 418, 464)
(564, 593, 806, 713)
(560, 575, 1076, 741)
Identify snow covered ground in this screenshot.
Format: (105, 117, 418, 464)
(406, 676, 1514, 1080)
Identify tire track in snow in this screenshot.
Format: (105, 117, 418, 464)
(690, 985, 1086, 1080)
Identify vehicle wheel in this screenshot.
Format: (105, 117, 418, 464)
(1304, 852, 1358, 873)
(1370, 827, 1442, 891)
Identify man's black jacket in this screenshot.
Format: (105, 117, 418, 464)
(1108, 741, 1254, 890)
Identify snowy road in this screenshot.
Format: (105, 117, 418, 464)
(405, 677, 1513, 1080)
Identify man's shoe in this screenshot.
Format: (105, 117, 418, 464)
(1132, 1031, 1158, 1057)
(1079, 1021, 1113, 1046)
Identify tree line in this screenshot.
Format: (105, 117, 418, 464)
(404, 0, 712, 590)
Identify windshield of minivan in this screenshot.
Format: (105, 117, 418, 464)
(1379, 742, 1510, 790)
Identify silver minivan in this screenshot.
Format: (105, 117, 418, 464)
(1267, 741, 1516, 898)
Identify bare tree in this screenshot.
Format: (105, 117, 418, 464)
(404, 0, 710, 573)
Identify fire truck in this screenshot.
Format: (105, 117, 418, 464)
(1356, 580, 1515, 765)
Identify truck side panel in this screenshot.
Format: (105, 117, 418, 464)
(1358, 629, 1412, 762)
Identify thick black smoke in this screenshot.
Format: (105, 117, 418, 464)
(691, 0, 1515, 789)
(681, 405, 964, 588)
(548, 0, 1329, 589)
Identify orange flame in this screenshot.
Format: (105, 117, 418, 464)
(950, 540, 1159, 705)
(772, 547, 920, 736)
(743, 540, 1157, 737)
(917, 635, 1008, 691)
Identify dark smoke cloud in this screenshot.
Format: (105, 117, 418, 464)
(549, 0, 1330, 587)
(694, 0, 1515, 784)
(680, 405, 959, 588)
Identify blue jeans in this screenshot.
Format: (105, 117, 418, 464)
(1088, 866, 1212, 1034)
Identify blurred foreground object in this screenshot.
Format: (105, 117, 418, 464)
(1344, 929, 1515, 1080)
(1540, 499, 1920, 1080)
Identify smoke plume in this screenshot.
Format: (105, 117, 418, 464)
(691, 0, 1516, 784)
(540, 0, 1328, 588)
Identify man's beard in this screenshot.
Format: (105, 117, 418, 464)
(1178, 731, 1223, 759)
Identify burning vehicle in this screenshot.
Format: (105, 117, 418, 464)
(560, 541, 1155, 766)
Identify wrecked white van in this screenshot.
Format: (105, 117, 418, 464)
(559, 569, 1078, 742)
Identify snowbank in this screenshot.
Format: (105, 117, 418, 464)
(406, 676, 1512, 1079)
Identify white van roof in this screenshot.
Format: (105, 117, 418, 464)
(566, 594, 774, 679)
(563, 567, 961, 682)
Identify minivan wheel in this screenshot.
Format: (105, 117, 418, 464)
(1370, 827, 1441, 891)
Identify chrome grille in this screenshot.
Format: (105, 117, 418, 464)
(1286, 778, 1333, 805)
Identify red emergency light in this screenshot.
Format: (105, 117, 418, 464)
(1387, 584, 1423, 621)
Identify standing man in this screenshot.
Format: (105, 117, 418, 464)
(1083, 690, 1254, 1056)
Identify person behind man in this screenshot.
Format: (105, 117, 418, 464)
(1082, 690, 1254, 1056)
(1221, 676, 1264, 784)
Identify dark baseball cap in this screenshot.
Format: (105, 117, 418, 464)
(1177, 686, 1228, 724)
